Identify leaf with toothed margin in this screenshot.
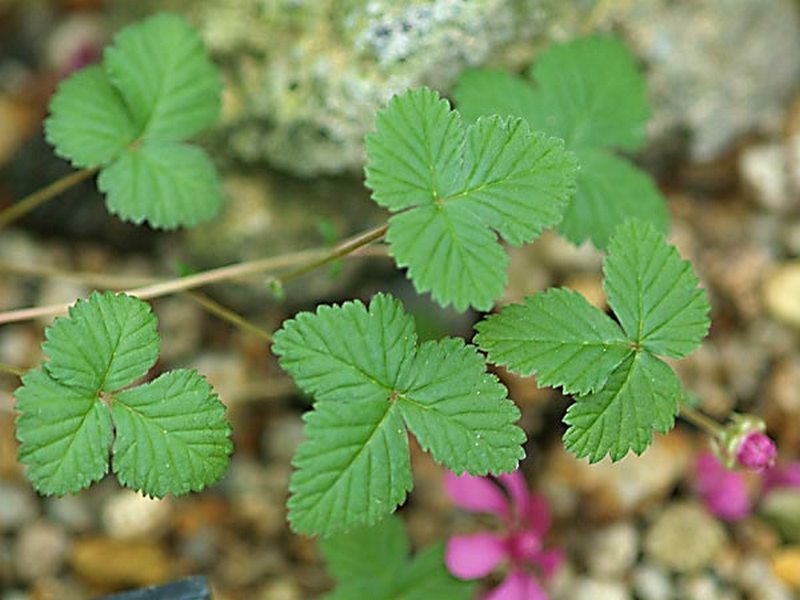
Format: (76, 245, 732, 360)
(15, 369, 113, 495)
(42, 291, 159, 394)
(111, 369, 233, 498)
(15, 292, 232, 498)
(475, 287, 632, 396)
(365, 87, 577, 311)
(43, 13, 222, 229)
(475, 219, 709, 463)
(273, 293, 525, 536)
(454, 36, 667, 249)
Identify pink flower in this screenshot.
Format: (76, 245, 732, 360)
(695, 451, 800, 521)
(695, 451, 751, 521)
(444, 470, 563, 600)
(735, 432, 777, 472)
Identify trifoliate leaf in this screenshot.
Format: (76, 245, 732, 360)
(103, 12, 221, 140)
(396, 338, 524, 474)
(475, 219, 710, 462)
(475, 288, 632, 395)
(559, 149, 669, 248)
(45, 66, 137, 168)
(526, 36, 649, 151)
(563, 352, 681, 462)
(111, 369, 233, 498)
(365, 88, 577, 311)
(454, 36, 664, 249)
(604, 220, 710, 358)
(321, 516, 473, 600)
(289, 399, 412, 536)
(42, 291, 159, 394)
(15, 369, 113, 495)
(98, 140, 221, 229)
(273, 293, 525, 536)
(43, 13, 222, 230)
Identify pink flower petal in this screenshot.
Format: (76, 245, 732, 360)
(497, 471, 529, 519)
(484, 570, 548, 600)
(444, 471, 509, 517)
(763, 462, 800, 492)
(532, 548, 565, 579)
(695, 452, 751, 521)
(445, 533, 507, 579)
(524, 493, 552, 537)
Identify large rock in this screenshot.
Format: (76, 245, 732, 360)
(181, 0, 800, 176)
(188, 0, 588, 176)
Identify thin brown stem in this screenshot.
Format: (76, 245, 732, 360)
(0, 223, 388, 325)
(185, 292, 273, 343)
(0, 362, 25, 377)
(679, 401, 726, 438)
(274, 223, 389, 286)
(0, 167, 99, 230)
(0, 261, 156, 289)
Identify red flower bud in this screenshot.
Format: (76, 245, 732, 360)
(735, 432, 777, 472)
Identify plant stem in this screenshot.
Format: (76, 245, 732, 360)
(0, 223, 388, 325)
(0, 167, 99, 230)
(0, 362, 25, 377)
(185, 292, 273, 343)
(678, 401, 726, 438)
(272, 223, 389, 287)
(0, 261, 156, 289)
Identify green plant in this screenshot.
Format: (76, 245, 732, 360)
(320, 515, 473, 599)
(1, 13, 753, 558)
(45, 12, 222, 229)
(455, 36, 669, 248)
(14, 291, 232, 497)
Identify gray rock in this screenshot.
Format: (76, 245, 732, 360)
(189, 0, 584, 176)
(617, 0, 800, 162)
(585, 522, 639, 578)
(632, 565, 673, 600)
(180, 0, 800, 176)
(45, 496, 95, 532)
(14, 520, 69, 580)
(0, 482, 39, 531)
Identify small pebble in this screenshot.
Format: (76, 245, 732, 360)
(102, 490, 172, 540)
(771, 546, 800, 590)
(739, 143, 790, 212)
(14, 520, 69, 580)
(564, 577, 630, 600)
(46, 495, 94, 532)
(585, 522, 639, 578)
(0, 483, 39, 531)
(632, 564, 672, 600)
(763, 263, 800, 328)
(644, 502, 726, 573)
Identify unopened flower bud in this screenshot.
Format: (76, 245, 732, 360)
(736, 431, 777, 472)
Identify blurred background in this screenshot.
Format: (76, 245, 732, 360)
(2, 0, 800, 598)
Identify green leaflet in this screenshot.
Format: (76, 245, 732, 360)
(320, 516, 473, 600)
(273, 293, 525, 536)
(365, 88, 577, 311)
(15, 291, 232, 497)
(42, 291, 159, 393)
(44, 13, 222, 229)
(454, 36, 668, 248)
(477, 220, 710, 462)
(475, 288, 631, 396)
